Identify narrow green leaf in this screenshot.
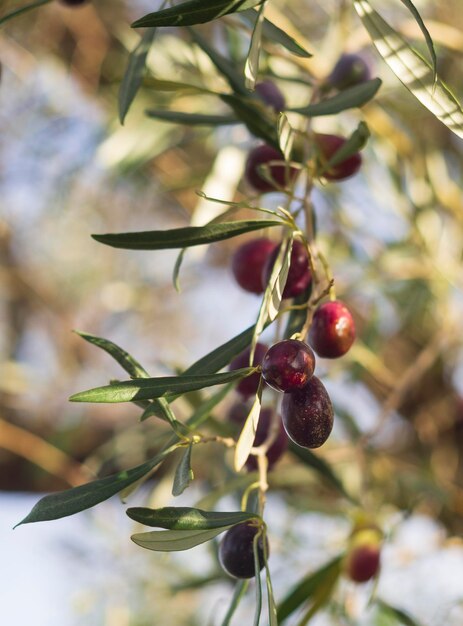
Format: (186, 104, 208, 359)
(70, 368, 254, 404)
(132, 0, 264, 28)
(221, 580, 249, 626)
(325, 121, 369, 169)
(264, 535, 278, 626)
(189, 28, 246, 95)
(398, 0, 437, 83)
(252, 234, 293, 355)
(221, 93, 279, 147)
(234, 382, 262, 471)
(145, 109, 238, 125)
(241, 10, 312, 58)
(15, 444, 179, 526)
(290, 78, 382, 117)
(92, 219, 281, 251)
(0, 0, 51, 26)
(127, 506, 258, 529)
(244, 2, 266, 90)
(74, 330, 149, 379)
(353, 0, 463, 139)
(172, 445, 194, 496)
(297, 561, 340, 626)
(131, 526, 231, 551)
(377, 600, 423, 626)
(277, 555, 343, 622)
(173, 247, 187, 292)
(143, 77, 213, 94)
(289, 442, 354, 501)
(181, 383, 233, 429)
(183, 326, 256, 377)
(119, 28, 156, 124)
(253, 529, 264, 626)
(283, 284, 312, 339)
(278, 113, 295, 162)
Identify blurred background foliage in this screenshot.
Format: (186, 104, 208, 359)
(1, 0, 463, 624)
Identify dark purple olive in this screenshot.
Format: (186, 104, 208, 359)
(245, 144, 298, 194)
(314, 133, 362, 181)
(327, 54, 371, 91)
(262, 239, 312, 299)
(255, 81, 286, 112)
(231, 238, 277, 294)
(262, 340, 315, 392)
(309, 300, 356, 358)
(219, 521, 268, 579)
(346, 542, 381, 583)
(281, 376, 334, 448)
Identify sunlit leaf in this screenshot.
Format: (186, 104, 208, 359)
(240, 10, 312, 58)
(127, 506, 258, 529)
(353, 0, 463, 139)
(172, 445, 194, 496)
(398, 0, 436, 83)
(131, 526, 232, 551)
(92, 219, 281, 251)
(145, 109, 239, 125)
(278, 113, 295, 162)
(132, 0, 265, 28)
(290, 78, 382, 117)
(70, 368, 254, 404)
(244, 2, 266, 90)
(119, 27, 156, 124)
(234, 383, 262, 471)
(252, 234, 293, 354)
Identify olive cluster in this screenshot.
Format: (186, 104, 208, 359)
(220, 54, 370, 581)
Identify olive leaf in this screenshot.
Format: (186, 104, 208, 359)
(119, 27, 157, 124)
(69, 368, 255, 404)
(131, 527, 232, 552)
(234, 382, 263, 471)
(15, 444, 180, 526)
(353, 0, 463, 139)
(126, 506, 258, 529)
(290, 78, 382, 117)
(172, 445, 194, 496)
(132, 0, 265, 28)
(240, 10, 312, 58)
(145, 110, 239, 126)
(92, 219, 281, 251)
(277, 555, 343, 622)
(244, 2, 266, 90)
